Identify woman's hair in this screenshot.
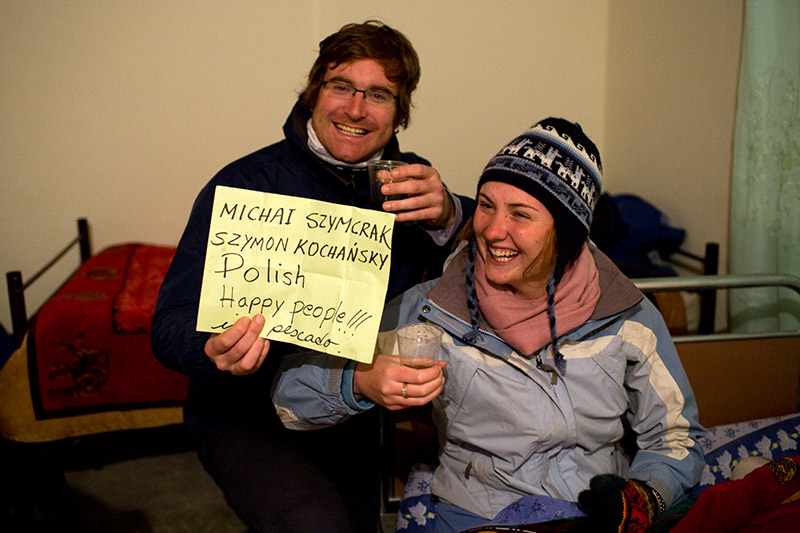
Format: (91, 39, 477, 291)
(298, 20, 420, 129)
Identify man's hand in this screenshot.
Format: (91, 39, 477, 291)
(353, 353, 446, 409)
(204, 315, 270, 375)
(380, 163, 456, 228)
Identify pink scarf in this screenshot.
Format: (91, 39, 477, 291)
(475, 244, 601, 356)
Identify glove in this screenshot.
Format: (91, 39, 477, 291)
(577, 474, 661, 532)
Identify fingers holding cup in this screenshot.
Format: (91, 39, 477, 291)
(369, 160, 409, 209)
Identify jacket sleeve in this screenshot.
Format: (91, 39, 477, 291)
(150, 180, 218, 376)
(400, 150, 476, 246)
(270, 281, 434, 430)
(425, 190, 475, 246)
(622, 299, 707, 508)
(271, 351, 375, 430)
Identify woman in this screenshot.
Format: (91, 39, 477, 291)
(272, 118, 706, 532)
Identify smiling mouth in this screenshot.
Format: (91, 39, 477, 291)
(489, 247, 519, 263)
(335, 123, 369, 136)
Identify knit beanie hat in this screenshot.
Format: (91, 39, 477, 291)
(476, 117, 602, 283)
(465, 118, 602, 373)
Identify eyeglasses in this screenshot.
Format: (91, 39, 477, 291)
(321, 80, 397, 107)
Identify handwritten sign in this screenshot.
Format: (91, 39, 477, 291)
(197, 186, 394, 363)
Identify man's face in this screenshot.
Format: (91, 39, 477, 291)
(311, 59, 399, 163)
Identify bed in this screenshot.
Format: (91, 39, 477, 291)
(387, 273, 800, 532)
(1, 218, 189, 443)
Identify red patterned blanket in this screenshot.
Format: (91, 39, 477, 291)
(28, 243, 189, 419)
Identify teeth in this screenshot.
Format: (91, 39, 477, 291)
(489, 248, 517, 262)
(336, 123, 368, 136)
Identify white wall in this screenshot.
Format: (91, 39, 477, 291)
(1, 1, 742, 332)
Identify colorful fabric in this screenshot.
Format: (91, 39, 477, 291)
(396, 465, 436, 532)
(672, 456, 800, 532)
(620, 480, 656, 532)
(112, 244, 176, 333)
(693, 412, 800, 497)
(455, 499, 697, 533)
(576, 474, 655, 533)
(28, 244, 188, 418)
(396, 463, 702, 533)
(394, 415, 800, 532)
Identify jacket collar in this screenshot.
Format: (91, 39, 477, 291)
(588, 244, 643, 320)
(283, 101, 404, 191)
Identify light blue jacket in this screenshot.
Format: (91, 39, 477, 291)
(272, 245, 706, 519)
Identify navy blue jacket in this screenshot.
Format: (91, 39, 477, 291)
(151, 102, 474, 437)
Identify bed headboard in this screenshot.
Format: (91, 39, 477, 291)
(6, 218, 91, 347)
(634, 273, 800, 427)
(675, 336, 800, 427)
(667, 242, 720, 334)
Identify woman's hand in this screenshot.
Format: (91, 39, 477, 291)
(353, 353, 446, 410)
(204, 315, 270, 375)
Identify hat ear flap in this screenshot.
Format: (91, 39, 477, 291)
(552, 212, 587, 284)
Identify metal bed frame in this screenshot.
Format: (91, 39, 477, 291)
(6, 218, 91, 348)
(635, 273, 800, 342)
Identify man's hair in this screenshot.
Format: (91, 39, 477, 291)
(298, 20, 420, 129)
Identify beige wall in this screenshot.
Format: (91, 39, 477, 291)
(605, 0, 743, 264)
(0, 1, 742, 331)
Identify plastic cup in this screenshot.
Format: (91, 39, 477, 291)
(396, 323, 443, 368)
(368, 160, 409, 208)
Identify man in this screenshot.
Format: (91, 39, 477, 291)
(151, 20, 473, 532)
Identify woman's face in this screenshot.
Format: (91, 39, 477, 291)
(473, 181, 556, 299)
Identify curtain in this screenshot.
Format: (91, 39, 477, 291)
(729, 0, 800, 333)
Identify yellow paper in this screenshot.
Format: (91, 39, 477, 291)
(197, 186, 394, 363)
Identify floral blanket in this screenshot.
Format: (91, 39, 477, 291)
(396, 412, 800, 532)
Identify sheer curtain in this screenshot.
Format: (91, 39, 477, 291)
(729, 0, 800, 333)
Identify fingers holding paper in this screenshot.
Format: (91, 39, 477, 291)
(204, 314, 271, 375)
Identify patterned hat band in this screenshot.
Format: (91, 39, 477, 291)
(481, 156, 596, 230)
(478, 119, 602, 233)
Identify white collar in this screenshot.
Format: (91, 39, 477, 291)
(306, 119, 383, 169)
